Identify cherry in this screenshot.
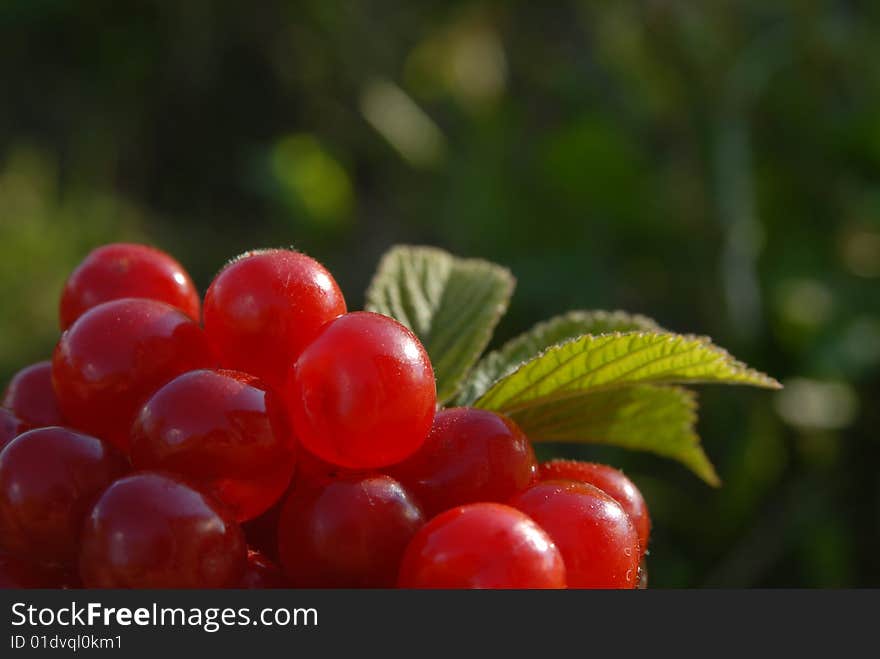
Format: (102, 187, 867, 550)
(130, 369, 297, 521)
(60, 243, 200, 330)
(539, 459, 651, 555)
(285, 311, 436, 469)
(240, 549, 289, 589)
(0, 552, 72, 588)
(2, 361, 64, 428)
(388, 407, 537, 517)
(203, 249, 346, 389)
(0, 427, 128, 567)
(52, 298, 215, 451)
(277, 474, 424, 587)
(79, 471, 246, 589)
(510, 480, 640, 589)
(397, 503, 566, 589)
(0, 408, 27, 452)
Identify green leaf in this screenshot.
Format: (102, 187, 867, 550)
(508, 385, 720, 486)
(365, 245, 515, 403)
(473, 331, 779, 483)
(456, 310, 662, 405)
(475, 331, 781, 414)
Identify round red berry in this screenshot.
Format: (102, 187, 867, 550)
(397, 503, 566, 589)
(0, 408, 27, 452)
(539, 459, 651, 555)
(0, 427, 128, 566)
(203, 249, 346, 388)
(278, 474, 424, 587)
(79, 471, 246, 588)
(60, 243, 200, 330)
(389, 407, 537, 517)
(285, 311, 436, 469)
(52, 298, 215, 451)
(2, 361, 64, 428)
(510, 480, 640, 589)
(130, 369, 297, 521)
(240, 549, 289, 589)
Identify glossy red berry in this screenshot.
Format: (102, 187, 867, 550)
(240, 549, 289, 589)
(539, 460, 651, 555)
(2, 361, 64, 428)
(52, 298, 215, 451)
(389, 407, 537, 517)
(60, 243, 200, 330)
(285, 311, 436, 469)
(204, 249, 346, 388)
(0, 408, 27, 452)
(397, 503, 566, 589)
(0, 427, 128, 566)
(79, 471, 246, 588)
(130, 369, 297, 521)
(277, 474, 424, 587)
(510, 480, 640, 589)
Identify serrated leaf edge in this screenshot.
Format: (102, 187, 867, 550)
(475, 330, 781, 415)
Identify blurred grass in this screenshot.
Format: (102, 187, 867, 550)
(1, 0, 878, 586)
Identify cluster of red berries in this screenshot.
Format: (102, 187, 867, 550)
(0, 243, 650, 589)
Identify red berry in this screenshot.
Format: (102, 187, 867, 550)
(2, 361, 64, 428)
(79, 471, 246, 588)
(539, 460, 651, 555)
(0, 427, 128, 566)
(510, 481, 640, 589)
(60, 243, 200, 330)
(397, 503, 566, 589)
(0, 408, 27, 452)
(240, 549, 289, 589)
(130, 369, 297, 521)
(52, 298, 215, 451)
(285, 312, 436, 469)
(277, 474, 424, 587)
(204, 249, 346, 388)
(0, 552, 71, 588)
(389, 407, 537, 517)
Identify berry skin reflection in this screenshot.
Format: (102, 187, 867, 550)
(0, 241, 663, 590)
(130, 368, 296, 522)
(204, 249, 346, 389)
(79, 472, 247, 589)
(397, 503, 566, 589)
(389, 407, 538, 518)
(59, 243, 201, 329)
(284, 311, 437, 470)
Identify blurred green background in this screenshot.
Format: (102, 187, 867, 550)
(1, 1, 878, 587)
